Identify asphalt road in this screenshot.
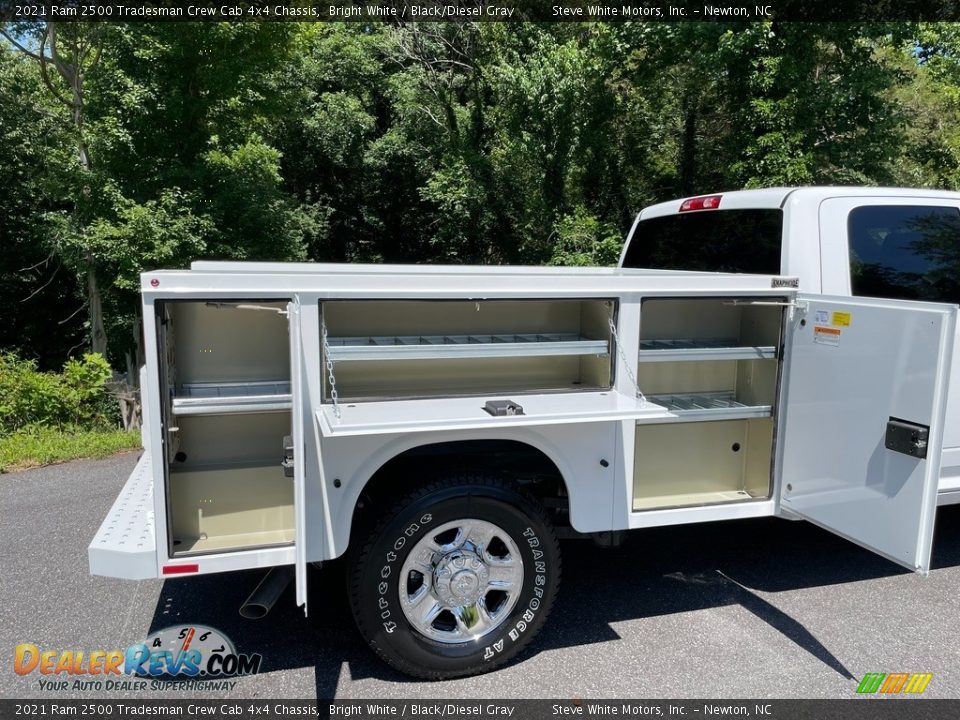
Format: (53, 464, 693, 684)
(2, 451, 960, 700)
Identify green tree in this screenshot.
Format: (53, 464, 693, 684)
(0, 48, 86, 367)
(2, 22, 111, 355)
(891, 24, 960, 188)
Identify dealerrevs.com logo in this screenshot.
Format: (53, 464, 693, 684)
(856, 673, 933, 695)
(14, 625, 261, 692)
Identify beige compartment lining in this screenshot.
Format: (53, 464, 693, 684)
(170, 464, 293, 555)
(632, 417, 773, 511)
(322, 299, 614, 400)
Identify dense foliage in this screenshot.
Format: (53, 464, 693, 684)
(3, 21, 960, 371)
(0, 353, 117, 433)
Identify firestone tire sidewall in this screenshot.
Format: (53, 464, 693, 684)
(353, 488, 559, 677)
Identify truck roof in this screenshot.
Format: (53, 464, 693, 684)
(637, 186, 960, 220)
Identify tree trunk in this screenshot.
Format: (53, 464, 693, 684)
(56, 22, 108, 358)
(86, 263, 107, 356)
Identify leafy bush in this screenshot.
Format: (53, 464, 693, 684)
(547, 207, 624, 267)
(0, 352, 117, 434)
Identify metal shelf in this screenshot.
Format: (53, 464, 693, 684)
(638, 338, 776, 362)
(326, 333, 609, 362)
(172, 380, 291, 416)
(647, 391, 772, 421)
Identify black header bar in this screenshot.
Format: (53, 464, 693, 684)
(2, 0, 960, 23)
(1, 700, 960, 720)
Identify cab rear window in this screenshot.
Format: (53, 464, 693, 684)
(848, 205, 960, 304)
(622, 209, 783, 274)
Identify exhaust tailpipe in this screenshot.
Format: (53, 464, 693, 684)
(240, 566, 293, 620)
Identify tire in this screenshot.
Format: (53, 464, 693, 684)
(348, 474, 561, 679)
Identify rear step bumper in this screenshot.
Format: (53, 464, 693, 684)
(88, 452, 157, 579)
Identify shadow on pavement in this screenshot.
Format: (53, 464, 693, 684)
(148, 504, 960, 694)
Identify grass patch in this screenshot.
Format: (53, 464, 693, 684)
(0, 426, 141, 473)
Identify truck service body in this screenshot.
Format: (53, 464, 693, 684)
(90, 188, 958, 677)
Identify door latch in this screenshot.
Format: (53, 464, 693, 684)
(885, 418, 929, 459)
(282, 435, 294, 477)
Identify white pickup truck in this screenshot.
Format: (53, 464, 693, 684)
(622, 187, 960, 506)
(89, 187, 958, 680)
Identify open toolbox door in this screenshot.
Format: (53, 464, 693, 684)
(288, 299, 309, 614)
(778, 295, 956, 573)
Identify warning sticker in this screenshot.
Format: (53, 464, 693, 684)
(815, 310, 829, 324)
(831, 311, 852, 327)
(814, 326, 841, 346)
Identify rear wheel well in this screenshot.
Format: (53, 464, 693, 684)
(350, 440, 569, 540)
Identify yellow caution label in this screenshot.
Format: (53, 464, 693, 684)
(831, 311, 852, 327)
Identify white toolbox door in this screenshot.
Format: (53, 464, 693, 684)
(779, 294, 955, 573)
(288, 299, 308, 613)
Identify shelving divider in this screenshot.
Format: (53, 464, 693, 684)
(326, 333, 609, 362)
(172, 380, 292, 416)
(638, 338, 776, 363)
(646, 391, 772, 421)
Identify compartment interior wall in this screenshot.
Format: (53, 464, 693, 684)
(324, 299, 607, 337)
(739, 303, 784, 347)
(162, 300, 296, 556)
(174, 413, 290, 467)
(734, 359, 779, 407)
(323, 299, 613, 399)
(636, 359, 777, 405)
(632, 418, 773, 510)
(332, 355, 604, 399)
(580, 301, 614, 389)
(171, 301, 290, 386)
(169, 466, 293, 554)
(168, 412, 293, 555)
(637, 297, 783, 407)
(639, 297, 782, 345)
(637, 360, 737, 395)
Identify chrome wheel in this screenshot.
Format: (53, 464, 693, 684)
(398, 518, 524, 644)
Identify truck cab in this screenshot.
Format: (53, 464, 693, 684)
(621, 187, 960, 505)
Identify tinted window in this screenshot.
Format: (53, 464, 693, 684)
(849, 205, 960, 304)
(622, 209, 783, 274)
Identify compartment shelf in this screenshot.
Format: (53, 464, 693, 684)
(326, 333, 609, 362)
(647, 391, 772, 421)
(632, 489, 755, 512)
(638, 338, 776, 362)
(172, 380, 292, 416)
